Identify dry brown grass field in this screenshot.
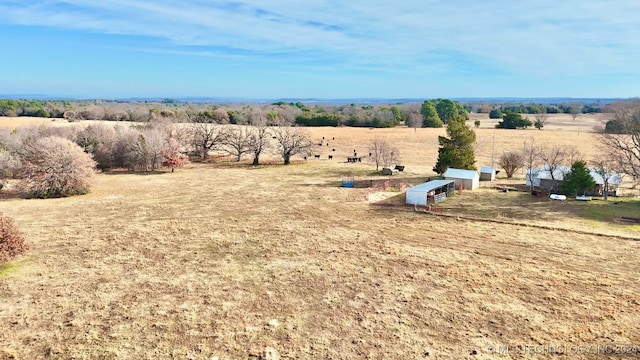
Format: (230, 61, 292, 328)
(1, 114, 639, 359)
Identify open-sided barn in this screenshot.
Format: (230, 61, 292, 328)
(405, 180, 456, 206)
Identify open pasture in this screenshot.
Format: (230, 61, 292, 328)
(2, 114, 640, 359)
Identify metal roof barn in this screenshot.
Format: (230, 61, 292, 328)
(526, 167, 623, 187)
(405, 180, 455, 206)
(479, 166, 496, 181)
(444, 168, 480, 190)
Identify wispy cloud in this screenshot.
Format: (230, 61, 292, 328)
(2, 1, 639, 78)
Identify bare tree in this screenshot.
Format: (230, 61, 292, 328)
(590, 155, 619, 200)
(497, 151, 524, 178)
(540, 145, 579, 181)
(211, 107, 230, 124)
(534, 112, 548, 130)
(245, 110, 272, 165)
(186, 112, 229, 159)
(368, 137, 400, 171)
(272, 126, 313, 165)
(564, 145, 581, 165)
(599, 100, 640, 182)
(0, 128, 24, 154)
(570, 106, 580, 121)
(112, 126, 140, 170)
(569, 106, 582, 134)
(137, 128, 167, 171)
(75, 123, 116, 170)
(248, 126, 271, 166)
(0, 149, 20, 189)
(407, 112, 423, 132)
(273, 105, 301, 125)
(523, 138, 543, 193)
(224, 126, 253, 161)
(18, 136, 96, 198)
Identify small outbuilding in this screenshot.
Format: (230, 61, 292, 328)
(444, 168, 480, 190)
(405, 180, 456, 206)
(479, 166, 496, 181)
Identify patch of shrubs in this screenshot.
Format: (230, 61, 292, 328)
(0, 212, 28, 264)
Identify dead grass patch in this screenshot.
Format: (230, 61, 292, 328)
(1, 118, 639, 359)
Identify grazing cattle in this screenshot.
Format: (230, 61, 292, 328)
(332, 137, 335, 140)
(328, 155, 333, 160)
(303, 156, 307, 160)
(332, 148, 335, 151)
(327, 143, 329, 146)
(314, 154, 320, 159)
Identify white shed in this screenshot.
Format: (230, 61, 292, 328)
(444, 168, 479, 190)
(405, 180, 456, 206)
(479, 166, 496, 181)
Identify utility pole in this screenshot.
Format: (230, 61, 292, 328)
(491, 129, 496, 167)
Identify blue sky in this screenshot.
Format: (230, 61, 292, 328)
(1, 0, 639, 99)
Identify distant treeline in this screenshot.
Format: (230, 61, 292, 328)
(476, 103, 602, 117)
(0, 98, 614, 129)
(0, 99, 70, 118)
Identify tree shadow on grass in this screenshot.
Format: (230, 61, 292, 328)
(297, 174, 430, 188)
(102, 169, 168, 176)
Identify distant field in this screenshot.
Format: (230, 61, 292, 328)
(2, 114, 639, 359)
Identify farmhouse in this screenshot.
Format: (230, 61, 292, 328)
(479, 166, 496, 181)
(405, 180, 456, 206)
(526, 166, 623, 195)
(444, 168, 479, 190)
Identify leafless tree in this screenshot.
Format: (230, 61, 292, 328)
(570, 106, 580, 121)
(273, 105, 301, 125)
(0, 149, 20, 189)
(212, 107, 230, 124)
(534, 112, 548, 130)
(407, 112, 423, 132)
(564, 145, 581, 165)
(368, 137, 400, 171)
(137, 128, 167, 171)
(224, 126, 253, 161)
(244, 110, 272, 165)
(272, 126, 313, 165)
(523, 138, 543, 193)
(0, 129, 25, 155)
(539, 145, 579, 181)
(75, 123, 117, 170)
(18, 136, 96, 198)
(186, 112, 229, 159)
(248, 126, 271, 166)
(497, 151, 524, 178)
(112, 126, 140, 170)
(590, 154, 619, 200)
(598, 100, 640, 182)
